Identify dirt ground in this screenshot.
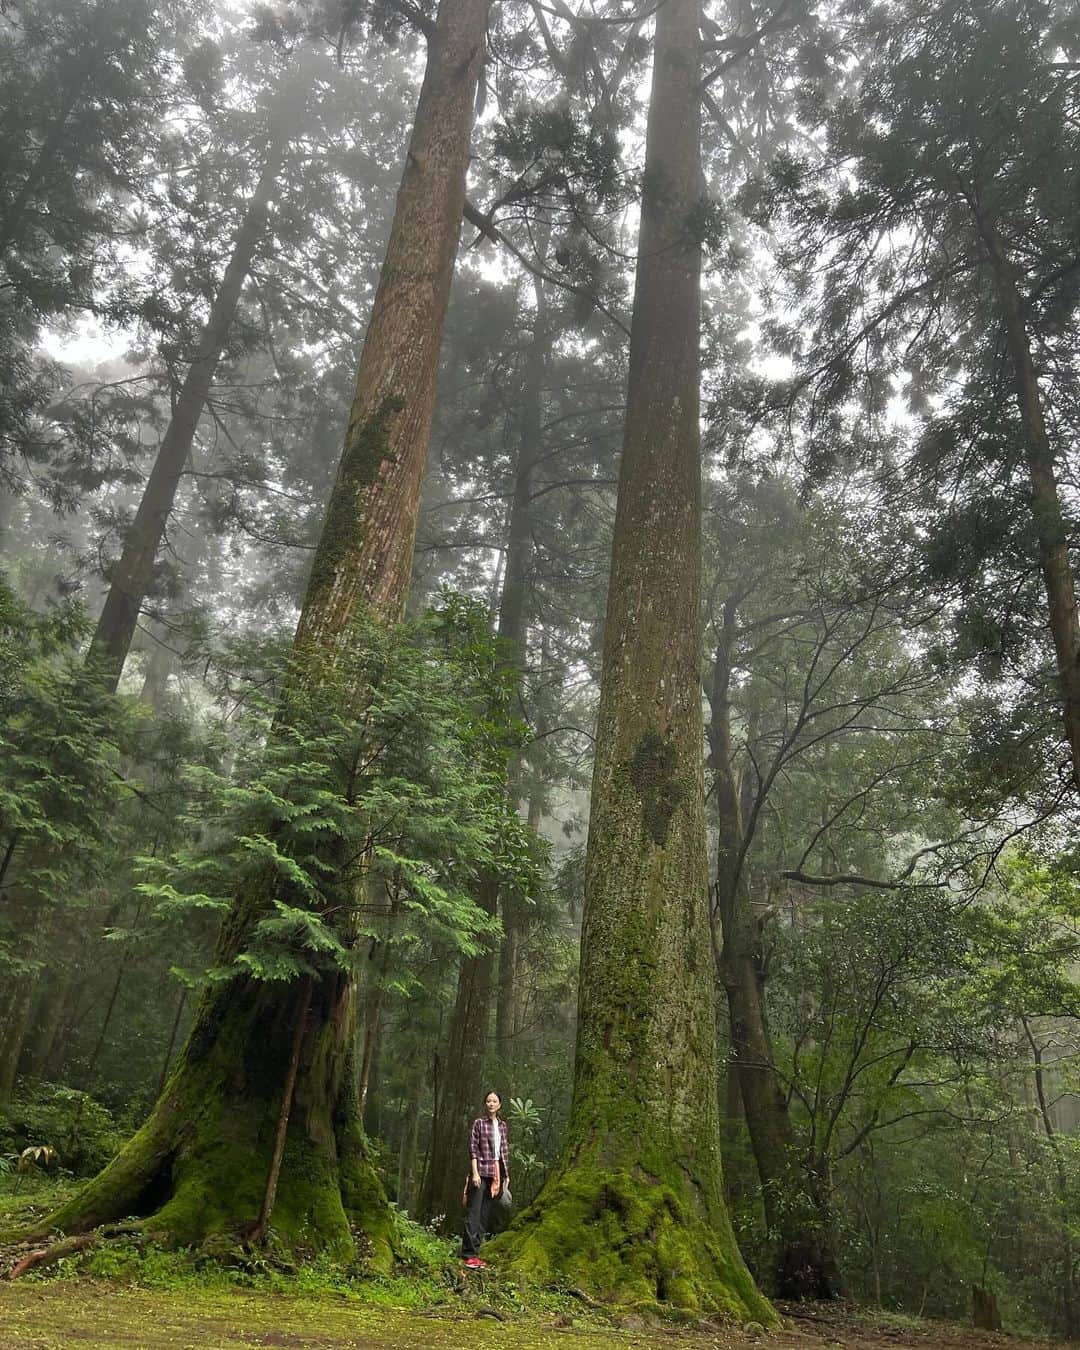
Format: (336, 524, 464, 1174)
(0, 1283, 1070, 1350)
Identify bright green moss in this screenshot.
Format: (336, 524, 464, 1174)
(489, 1165, 776, 1326)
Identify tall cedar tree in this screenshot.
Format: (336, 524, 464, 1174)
(492, 0, 773, 1317)
(31, 0, 491, 1259)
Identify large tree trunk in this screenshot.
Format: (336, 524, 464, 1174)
(23, 0, 490, 1262)
(708, 610, 840, 1299)
(85, 100, 295, 693)
(422, 276, 549, 1225)
(975, 211, 1080, 789)
(493, 0, 772, 1318)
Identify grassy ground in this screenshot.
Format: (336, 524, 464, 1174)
(0, 1181, 1070, 1350)
(0, 1282, 1074, 1350)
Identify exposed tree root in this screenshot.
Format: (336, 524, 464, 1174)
(5, 1230, 103, 1280)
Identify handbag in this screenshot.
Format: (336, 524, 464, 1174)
(495, 1182, 512, 1212)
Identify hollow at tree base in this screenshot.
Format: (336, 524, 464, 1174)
(486, 1166, 777, 1326)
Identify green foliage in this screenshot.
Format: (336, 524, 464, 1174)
(0, 1081, 122, 1177)
(761, 847, 1080, 1331)
(136, 598, 543, 989)
(0, 582, 146, 985)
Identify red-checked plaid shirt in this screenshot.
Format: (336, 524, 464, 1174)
(469, 1116, 508, 1180)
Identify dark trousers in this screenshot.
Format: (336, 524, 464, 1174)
(462, 1162, 505, 1256)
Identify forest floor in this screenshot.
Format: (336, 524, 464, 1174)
(0, 1282, 1071, 1350)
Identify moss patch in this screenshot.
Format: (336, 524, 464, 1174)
(626, 732, 688, 847)
(306, 395, 406, 601)
(489, 1166, 775, 1327)
(0, 1281, 650, 1349)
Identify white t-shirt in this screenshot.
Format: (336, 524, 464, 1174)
(490, 1117, 502, 1163)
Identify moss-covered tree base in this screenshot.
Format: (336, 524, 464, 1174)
(488, 1167, 776, 1325)
(3, 980, 397, 1274)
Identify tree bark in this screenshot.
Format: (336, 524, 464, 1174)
(292, 0, 489, 644)
(29, 0, 491, 1263)
(494, 0, 772, 1317)
(708, 608, 841, 1299)
(85, 102, 295, 693)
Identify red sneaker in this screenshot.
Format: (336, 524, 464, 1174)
(463, 1257, 486, 1269)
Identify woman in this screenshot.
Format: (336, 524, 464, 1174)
(461, 1089, 509, 1267)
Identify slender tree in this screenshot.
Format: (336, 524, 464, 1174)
(85, 66, 305, 692)
(494, 0, 772, 1315)
(421, 271, 550, 1225)
(708, 599, 841, 1298)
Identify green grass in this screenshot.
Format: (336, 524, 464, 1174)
(0, 1177, 611, 1328)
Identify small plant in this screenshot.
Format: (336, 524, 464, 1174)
(17, 1144, 57, 1173)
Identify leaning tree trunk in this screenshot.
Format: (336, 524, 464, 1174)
(85, 95, 296, 693)
(708, 608, 841, 1299)
(22, 0, 491, 1263)
(974, 210, 1080, 790)
(493, 0, 772, 1318)
(422, 275, 549, 1226)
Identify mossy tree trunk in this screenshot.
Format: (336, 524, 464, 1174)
(421, 276, 549, 1225)
(707, 606, 840, 1299)
(30, 0, 491, 1262)
(493, 0, 772, 1319)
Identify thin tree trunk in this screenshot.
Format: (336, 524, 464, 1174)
(359, 982, 384, 1123)
(495, 909, 521, 1072)
(424, 274, 550, 1224)
(494, 277, 548, 1073)
(1022, 1017, 1077, 1339)
(19, 973, 71, 1080)
(0, 833, 19, 891)
(420, 929, 496, 1224)
(85, 110, 294, 692)
(975, 209, 1080, 789)
(38, 0, 491, 1265)
(157, 988, 187, 1096)
(397, 1095, 421, 1212)
(496, 0, 771, 1318)
(0, 975, 37, 1103)
(253, 980, 311, 1242)
(709, 609, 840, 1299)
(137, 637, 172, 711)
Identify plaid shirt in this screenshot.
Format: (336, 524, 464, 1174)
(469, 1116, 508, 1180)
